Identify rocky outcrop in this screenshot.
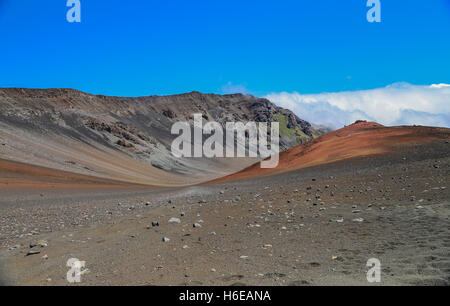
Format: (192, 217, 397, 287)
(0, 88, 322, 151)
(0, 88, 325, 184)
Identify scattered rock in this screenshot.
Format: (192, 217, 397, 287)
(25, 250, 41, 257)
(8, 244, 20, 251)
(168, 217, 181, 224)
(30, 240, 48, 248)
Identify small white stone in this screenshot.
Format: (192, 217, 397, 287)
(168, 217, 181, 224)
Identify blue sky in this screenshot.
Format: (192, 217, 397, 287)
(0, 0, 449, 97)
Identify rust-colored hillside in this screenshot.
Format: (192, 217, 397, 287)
(214, 121, 450, 182)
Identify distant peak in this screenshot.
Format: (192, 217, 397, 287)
(343, 120, 384, 131)
(350, 120, 383, 127)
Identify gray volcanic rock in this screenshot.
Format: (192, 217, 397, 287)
(0, 88, 324, 185)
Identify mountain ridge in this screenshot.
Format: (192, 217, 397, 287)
(0, 87, 325, 186)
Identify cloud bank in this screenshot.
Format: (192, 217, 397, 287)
(265, 83, 450, 129)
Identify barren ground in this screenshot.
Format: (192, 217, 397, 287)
(0, 141, 449, 286)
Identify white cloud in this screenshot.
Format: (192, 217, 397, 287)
(430, 83, 450, 89)
(265, 83, 450, 129)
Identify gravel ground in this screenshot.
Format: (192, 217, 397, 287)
(0, 142, 449, 286)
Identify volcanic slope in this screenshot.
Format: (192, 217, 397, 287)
(0, 88, 324, 187)
(216, 121, 450, 182)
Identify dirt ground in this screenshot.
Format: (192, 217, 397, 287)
(0, 141, 449, 286)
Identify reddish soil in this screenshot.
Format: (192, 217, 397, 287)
(0, 158, 143, 189)
(215, 122, 450, 182)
